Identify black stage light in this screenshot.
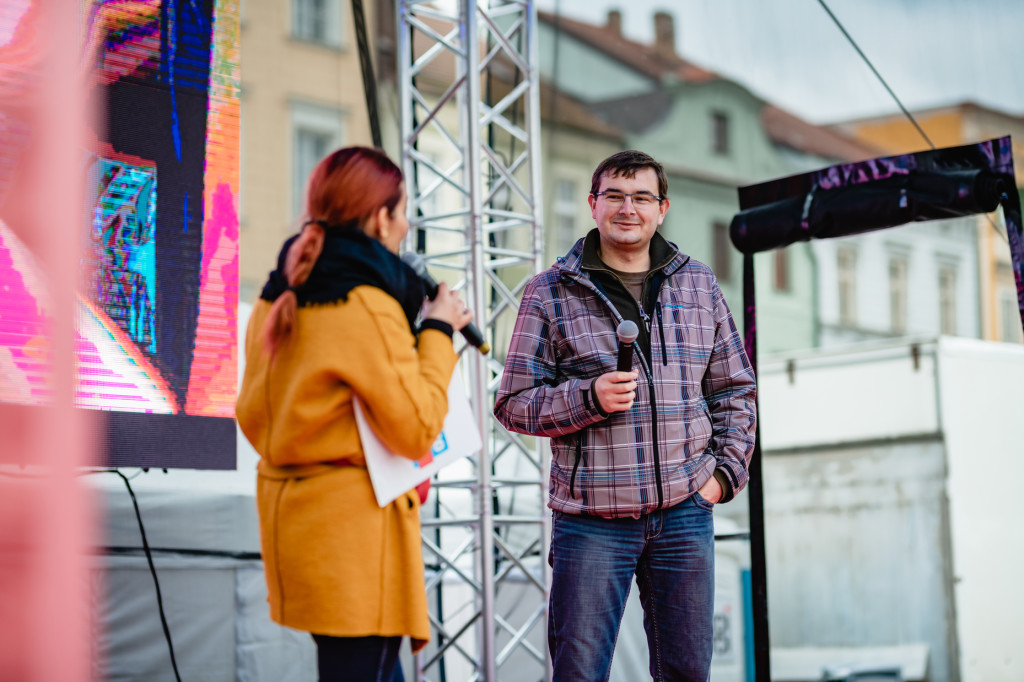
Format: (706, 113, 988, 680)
(730, 168, 1009, 255)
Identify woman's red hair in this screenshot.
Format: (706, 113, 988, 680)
(262, 147, 404, 356)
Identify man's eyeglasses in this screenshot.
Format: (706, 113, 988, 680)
(592, 191, 663, 208)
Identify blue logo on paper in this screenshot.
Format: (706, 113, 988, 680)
(431, 432, 449, 457)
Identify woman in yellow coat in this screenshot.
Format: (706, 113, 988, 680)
(236, 147, 471, 681)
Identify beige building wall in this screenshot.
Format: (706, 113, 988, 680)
(238, 2, 625, 320)
(239, 0, 377, 302)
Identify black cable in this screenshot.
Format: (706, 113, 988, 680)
(816, 0, 933, 149)
(101, 546, 262, 561)
(407, 17, 427, 253)
(4, 465, 186, 681)
(87, 469, 183, 682)
(351, 0, 382, 148)
(549, 0, 562, 126)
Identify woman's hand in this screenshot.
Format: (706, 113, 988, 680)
(422, 282, 473, 331)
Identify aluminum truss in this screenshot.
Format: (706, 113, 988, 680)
(397, 1, 547, 680)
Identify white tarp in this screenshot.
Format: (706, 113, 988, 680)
(89, 300, 317, 681)
(88, 427, 318, 682)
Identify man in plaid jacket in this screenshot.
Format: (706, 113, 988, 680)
(494, 150, 757, 682)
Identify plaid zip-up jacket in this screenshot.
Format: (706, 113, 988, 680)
(494, 233, 757, 519)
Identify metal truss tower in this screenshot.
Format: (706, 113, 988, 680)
(396, 1, 547, 680)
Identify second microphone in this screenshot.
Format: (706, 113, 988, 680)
(401, 252, 491, 355)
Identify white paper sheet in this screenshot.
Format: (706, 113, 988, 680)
(355, 374, 482, 507)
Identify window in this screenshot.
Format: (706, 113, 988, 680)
(773, 248, 789, 292)
(291, 102, 345, 218)
(292, 0, 342, 46)
(711, 110, 729, 155)
(295, 129, 332, 211)
(888, 256, 908, 334)
(938, 265, 957, 335)
(837, 247, 857, 327)
(713, 222, 732, 282)
(553, 178, 578, 242)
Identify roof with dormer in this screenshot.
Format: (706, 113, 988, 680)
(539, 10, 879, 163)
(538, 10, 718, 85)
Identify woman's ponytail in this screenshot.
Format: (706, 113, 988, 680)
(260, 146, 402, 357)
(260, 221, 326, 356)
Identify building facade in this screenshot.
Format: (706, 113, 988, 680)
(832, 102, 1024, 345)
(537, 10, 879, 356)
(238, 0, 377, 303)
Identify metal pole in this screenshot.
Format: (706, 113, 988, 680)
(742, 253, 771, 682)
(398, 2, 546, 678)
(523, 6, 551, 679)
(461, 1, 498, 678)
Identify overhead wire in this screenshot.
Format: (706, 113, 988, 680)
(817, 0, 1008, 243)
(816, 0, 933, 149)
(351, 0, 382, 148)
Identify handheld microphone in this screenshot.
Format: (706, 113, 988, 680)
(616, 320, 639, 372)
(401, 252, 491, 354)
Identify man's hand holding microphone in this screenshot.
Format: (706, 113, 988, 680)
(593, 320, 640, 414)
(593, 320, 722, 503)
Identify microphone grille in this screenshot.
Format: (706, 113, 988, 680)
(616, 319, 639, 344)
(401, 251, 427, 276)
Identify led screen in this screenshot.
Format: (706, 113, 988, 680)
(0, 0, 240, 468)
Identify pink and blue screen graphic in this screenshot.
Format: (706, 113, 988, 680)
(0, 0, 240, 468)
(91, 159, 158, 357)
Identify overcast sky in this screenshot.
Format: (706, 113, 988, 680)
(536, 0, 1024, 125)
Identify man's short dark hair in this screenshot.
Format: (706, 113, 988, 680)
(590, 150, 668, 199)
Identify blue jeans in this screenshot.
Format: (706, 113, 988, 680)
(548, 494, 715, 682)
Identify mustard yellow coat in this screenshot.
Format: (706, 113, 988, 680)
(236, 286, 458, 651)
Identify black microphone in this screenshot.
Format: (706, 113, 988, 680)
(616, 320, 639, 372)
(401, 252, 491, 354)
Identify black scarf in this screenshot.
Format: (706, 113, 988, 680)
(260, 225, 424, 333)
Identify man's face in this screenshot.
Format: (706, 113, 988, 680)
(588, 167, 669, 258)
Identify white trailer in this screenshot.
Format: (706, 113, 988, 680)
(758, 336, 1024, 682)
